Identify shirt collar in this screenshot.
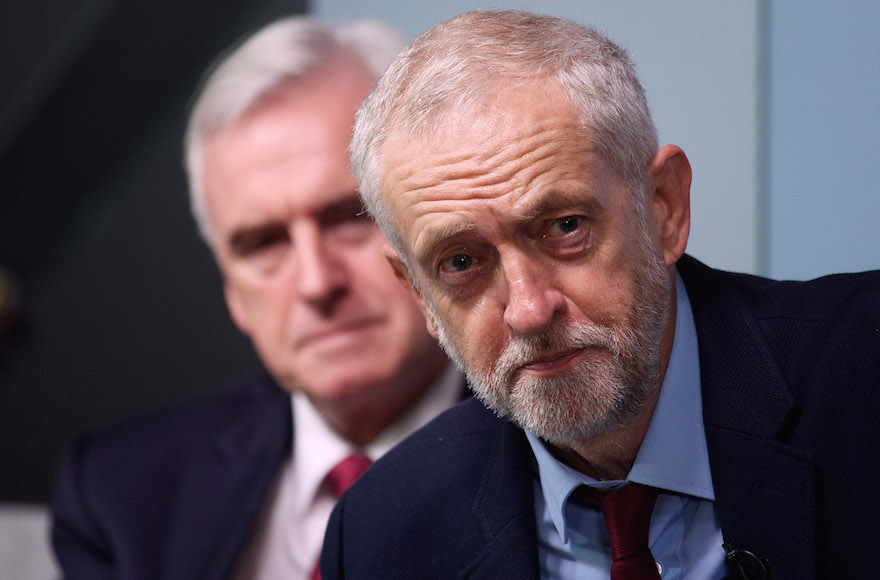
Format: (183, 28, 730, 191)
(291, 390, 353, 518)
(628, 274, 714, 500)
(290, 364, 463, 515)
(525, 272, 714, 542)
(368, 363, 463, 458)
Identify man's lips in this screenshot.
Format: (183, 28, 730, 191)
(295, 317, 383, 348)
(520, 347, 585, 375)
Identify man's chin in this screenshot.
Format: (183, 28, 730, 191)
(469, 373, 624, 445)
(297, 369, 393, 401)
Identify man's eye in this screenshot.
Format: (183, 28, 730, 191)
(230, 225, 288, 257)
(440, 254, 474, 272)
(547, 216, 582, 236)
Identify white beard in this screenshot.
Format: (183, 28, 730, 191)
(431, 240, 671, 446)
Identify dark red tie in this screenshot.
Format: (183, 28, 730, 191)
(323, 453, 373, 498)
(312, 453, 373, 580)
(600, 483, 661, 580)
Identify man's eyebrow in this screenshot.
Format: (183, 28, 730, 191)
(515, 188, 604, 222)
(228, 222, 287, 255)
(412, 189, 606, 258)
(316, 193, 367, 223)
(413, 221, 478, 264)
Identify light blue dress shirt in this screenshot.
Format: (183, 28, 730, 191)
(525, 274, 727, 579)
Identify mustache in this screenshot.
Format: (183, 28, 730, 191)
(492, 320, 622, 382)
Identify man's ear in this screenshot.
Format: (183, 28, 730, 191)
(646, 144, 691, 267)
(384, 244, 440, 339)
(224, 282, 252, 337)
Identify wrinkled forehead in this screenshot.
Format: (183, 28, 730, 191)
(390, 70, 569, 144)
(377, 91, 609, 265)
(379, 80, 586, 198)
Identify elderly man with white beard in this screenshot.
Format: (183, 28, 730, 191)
(320, 10, 880, 580)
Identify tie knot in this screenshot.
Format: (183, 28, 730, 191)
(324, 453, 373, 499)
(600, 483, 661, 580)
(600, 483, 659, 533)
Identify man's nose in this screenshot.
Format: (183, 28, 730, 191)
(501, 255, 566, 336)
(293, 224, 347, 309)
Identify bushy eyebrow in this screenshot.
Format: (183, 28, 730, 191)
(514, 188, 605, 222)
(226, 193, 367, 256)
(411, 188, 605, 266)
(228, 222, 287, 256)
(413, 221, 478, 267)
(315, 193, 368, 226)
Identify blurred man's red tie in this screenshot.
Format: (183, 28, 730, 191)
(312, 454, 373, 580)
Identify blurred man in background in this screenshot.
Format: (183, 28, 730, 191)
(52, 16, 460, 579)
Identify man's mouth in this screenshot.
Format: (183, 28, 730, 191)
(519, 347, 585, 375)
(296, 317, 383, 348)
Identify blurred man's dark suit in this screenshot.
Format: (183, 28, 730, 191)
(54, 374, 292, 579)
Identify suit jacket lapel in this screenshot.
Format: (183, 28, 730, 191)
(169, 372, 465, 579)
(445, 257, 820, 578)
(681, 256, 816, 579)
(460, 258, 818, 579)
(462, 416, 541, 580)
(164, 375, 291, 580)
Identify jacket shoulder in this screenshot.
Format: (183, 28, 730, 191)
(361, 398, 507, 490)
(69, 374, 279, 465)
(323, 398, 538, 577)
(678, 254, 880, 321)
(51, 373, 289, 578)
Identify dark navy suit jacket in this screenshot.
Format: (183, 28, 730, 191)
(51, 371, 471, 579)
(51, 373, 291, 580)
(322, 255, 880, 579)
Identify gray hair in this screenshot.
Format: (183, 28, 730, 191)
(185, 16, 405, 242)
(352, 10, 658, 256)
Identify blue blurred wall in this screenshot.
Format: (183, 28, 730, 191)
(315, 0, 879, 279)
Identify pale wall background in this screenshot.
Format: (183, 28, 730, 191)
(766, 0, 879, 279)
(316, 0, 880, 280)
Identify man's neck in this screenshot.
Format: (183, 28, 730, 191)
(548, 385, 661, 481)
(309, 352, 450, 446)
(549, 284, 676, 480)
